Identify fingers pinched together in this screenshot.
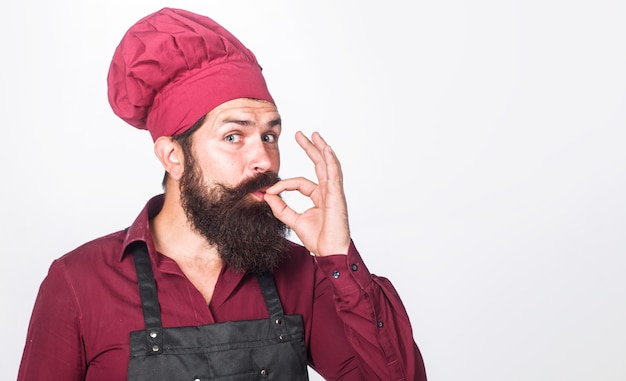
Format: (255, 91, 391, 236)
(265, 131, 351, 256)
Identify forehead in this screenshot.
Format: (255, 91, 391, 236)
(208, 98, 279, 122)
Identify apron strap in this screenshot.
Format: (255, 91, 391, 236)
(256, 271, 285, 320)
(130, 242, 164, 354)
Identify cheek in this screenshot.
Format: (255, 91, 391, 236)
(207, 155, 246, 186)
(272, 151, 281, 172)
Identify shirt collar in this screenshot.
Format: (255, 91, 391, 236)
(119, 194, 165, 261)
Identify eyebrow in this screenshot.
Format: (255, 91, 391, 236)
(220, 118, 282, 128)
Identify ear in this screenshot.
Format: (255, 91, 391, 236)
(154, 136, 184, 181)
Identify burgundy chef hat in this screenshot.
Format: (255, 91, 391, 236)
(107, 8, 274, 141)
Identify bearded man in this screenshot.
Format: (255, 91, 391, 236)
(18, 8, 427, 381)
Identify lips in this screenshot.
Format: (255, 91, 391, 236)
(251, 188, 267, 201)
(231, 172, 280, 201)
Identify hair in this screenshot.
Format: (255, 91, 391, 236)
(161, 115, 207, 190)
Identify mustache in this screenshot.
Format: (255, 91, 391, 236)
(218, 171, 281, 199)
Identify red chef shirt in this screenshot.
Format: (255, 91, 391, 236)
(18, 194, 426, 380)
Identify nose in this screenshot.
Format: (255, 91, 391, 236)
(248, 138, 276, 173)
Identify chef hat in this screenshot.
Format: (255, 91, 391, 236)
(107, 7, 274, 141)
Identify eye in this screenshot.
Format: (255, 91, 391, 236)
(263, 133, 277, 143)
(225, 133, 241, 143)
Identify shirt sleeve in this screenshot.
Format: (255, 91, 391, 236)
(18, 259, 87, 380)
(312, 241, 427, 381)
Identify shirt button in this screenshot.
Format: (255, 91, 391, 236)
(351, 264, 358, 271)
(332, 270, 340, 279)
(377, 321, 384, 328)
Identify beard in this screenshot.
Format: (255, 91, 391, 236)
(179, 163, 289, 273)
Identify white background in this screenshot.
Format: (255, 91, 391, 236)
(1, 1, 625, 380)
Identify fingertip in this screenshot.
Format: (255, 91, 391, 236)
(263, 192, 278, 203)
(312, 131, 329, 146)
(295, 130, 309, 141)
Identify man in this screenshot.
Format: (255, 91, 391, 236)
(18, 7, 427, 381)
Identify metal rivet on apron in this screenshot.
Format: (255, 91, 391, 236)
(278, 335, 285, 341)
(260, 369, 268, 377)
(149, 331, 158, 338)
(275, 318, 282, 325)
(193, 378, 200, 381)
(152, 345, 160, 352)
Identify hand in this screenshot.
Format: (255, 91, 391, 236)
(264, 131, 351, 256)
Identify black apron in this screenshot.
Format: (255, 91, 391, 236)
(127, 243, 309, 380)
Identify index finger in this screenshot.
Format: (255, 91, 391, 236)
(296, 131, 333, 182)
(295, 131, 325, 164)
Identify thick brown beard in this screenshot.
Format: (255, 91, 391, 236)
(179, 162, 289, 273)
